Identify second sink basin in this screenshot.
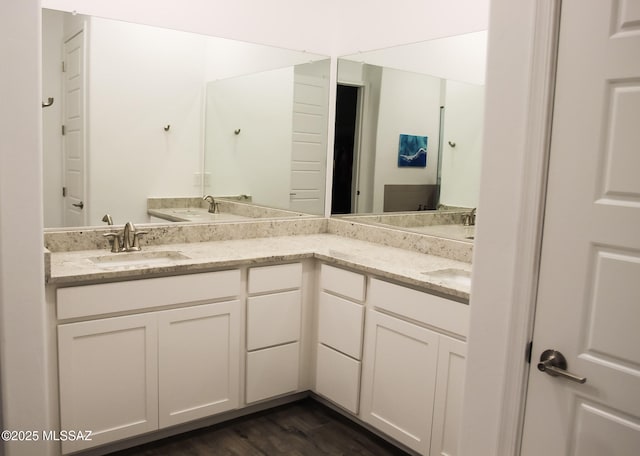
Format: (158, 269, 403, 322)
(421, 268, 472, 290)
(90, 250, 191, 269)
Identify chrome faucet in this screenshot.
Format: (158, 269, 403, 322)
(203, 195, 218, 213)
(463, 208, 477, 226)
(103, 222, 148, 253)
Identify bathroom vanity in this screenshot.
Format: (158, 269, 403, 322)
(45, 220, 471, 456)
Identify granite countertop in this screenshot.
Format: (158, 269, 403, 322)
(47, 234, 472, 301)
(148, 207, 252, 223)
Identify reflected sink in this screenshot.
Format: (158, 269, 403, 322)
(422, 268, 472, 289)
(90, 250, 191, 269)
(171, 208, 206, 216)
(163, 208, 250, 221)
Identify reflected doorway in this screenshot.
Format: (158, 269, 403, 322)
(332, 84, 361, 214)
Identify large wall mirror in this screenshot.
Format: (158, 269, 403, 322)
(42, 9, 329, 228)
(333, 31, 487, 216)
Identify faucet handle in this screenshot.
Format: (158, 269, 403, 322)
(103, 232, 122, 253)
(132, 230, 149, 250)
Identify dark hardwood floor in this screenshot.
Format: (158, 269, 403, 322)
(108, 398, 410, 456)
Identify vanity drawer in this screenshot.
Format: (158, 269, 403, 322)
(369, 279, 469, 338)
(248, 263, 302, 294)
(320, 264, 366, 302)
(315, 343, 361, 414)
(318, 292, 364, 360)
(246, 290, 301, 350)
(57, 270, 241, 320)
(246, 342, 300, 404)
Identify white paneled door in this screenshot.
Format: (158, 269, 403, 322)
(521, 0, 640, 454)
(290, 72, 328, 215)
(63, 30, 86, 227)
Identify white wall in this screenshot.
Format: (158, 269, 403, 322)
(204, 67, 294, 209)
(460, 0, 543, 454)
(86, 16, 206, 225)
(203, 38, 325, 82)
(42, 10, 64, 227)
(342, 31, 488, 86)
(0, 1, 54, 455)
(41, 0, 490, 56)
(372, 68, 442, 212)
(439, 80, 484, 208)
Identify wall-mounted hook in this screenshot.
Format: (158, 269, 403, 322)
(42, 97, 54, 108)
(234, 129, 241, 135)
(448, 141, 456, 148)
(164, 125, 171, 131)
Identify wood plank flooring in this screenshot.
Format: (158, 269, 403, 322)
(108, 398, 410, 456)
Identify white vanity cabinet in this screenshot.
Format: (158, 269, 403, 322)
(52, 253, 468, 455)
(157, 301, 240, 428)
(58, 313, 159, 454)
(56, 270, 241, 454)
(315, 264, 366, 414)
(245, 263, 303, 404)
(360, 278, 469, 456)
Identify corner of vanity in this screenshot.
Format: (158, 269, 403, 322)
(43, 217, 472, 455)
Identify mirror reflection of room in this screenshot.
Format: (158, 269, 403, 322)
(334, 31, 486, 217)
(42, 9, 329, 228)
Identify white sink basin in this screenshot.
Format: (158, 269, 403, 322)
(90, 250, 191, 269)
(411, 224, 475, 241)
(171, 208, 206, 216)
(422, 268, 472, 289)
(166, 208, 250, 221)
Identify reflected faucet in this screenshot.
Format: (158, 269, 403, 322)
(463, 208, 477, 226)
(102, 214, 114, 225)
(203, 195, 218, 213)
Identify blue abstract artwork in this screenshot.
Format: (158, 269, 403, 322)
(397, 134, 427, 167)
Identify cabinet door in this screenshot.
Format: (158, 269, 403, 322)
(360, 310, 439, 455)
(246, 342, 300, 404)
(247, 290, 301, 350)
(315, 343, 361, 414)
(320, 263, 366, 302)
(58, 314, 158, 454)
(317, 291, 364, 359)
(158, 301, 240, 428)
(430, 336, 466, 456)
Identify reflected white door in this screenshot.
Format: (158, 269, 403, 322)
(521, 0, 640, 454)
(290, 73, 328, 215)
(63, 30, 86, 227)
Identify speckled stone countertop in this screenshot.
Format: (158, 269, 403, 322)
(147, 207, 252, 223)
(47, 234, 472, 302)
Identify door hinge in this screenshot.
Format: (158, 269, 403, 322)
(526, 340, 533, 364)
(62, 60, 66, 72)
(61, 125, 66, 136)
(62, 187, 67, 197)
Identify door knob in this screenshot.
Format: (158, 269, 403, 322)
(72, 201, 84, 210)
(537, 349, 586, 384)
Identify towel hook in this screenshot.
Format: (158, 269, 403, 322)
(164, 125, 171, 131)
(234, 128, 241, 135)
(448, 141, 456, 148)
(42, 97, 54, 108)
